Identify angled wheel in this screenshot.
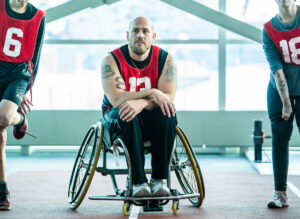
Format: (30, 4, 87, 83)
(172, 126, 205, 207)
(67, 123, 104, 209)
(122, 202, 131, 216)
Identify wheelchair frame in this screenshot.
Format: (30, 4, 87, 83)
(67, 120, 205, 215)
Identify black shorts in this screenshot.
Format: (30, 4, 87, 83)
(0, 78, 30, 106)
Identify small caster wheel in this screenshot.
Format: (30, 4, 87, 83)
(122, 202, 130, 216)
(172, 200, 179, 215)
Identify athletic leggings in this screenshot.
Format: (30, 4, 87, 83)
(103, 107, 177, 184)
(267, 82, 300, 191)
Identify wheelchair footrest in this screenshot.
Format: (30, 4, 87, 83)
(143, 205, 163, 212)
(89, 193, 200, 201)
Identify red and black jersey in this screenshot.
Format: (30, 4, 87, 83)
(112, 45, 160, 91)
(0, 0, 44, 63)
(264, 21, 300, 65)
(102, 45, 168, 115)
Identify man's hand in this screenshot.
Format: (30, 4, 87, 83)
(282, 98, 292, 121)
(19, 95, 33, 115)
(119, 99, 147, 122)
(150, 89, 175, 118)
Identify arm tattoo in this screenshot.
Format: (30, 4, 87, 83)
(165, 58, 177, 82)
(275, 72, 288, 94)
(101, 65, 115, 79)
(115, 76, 126, 91)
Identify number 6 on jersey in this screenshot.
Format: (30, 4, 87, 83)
(3, 27, 23, 57)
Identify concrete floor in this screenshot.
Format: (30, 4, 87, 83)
(2, 151, 300, 218)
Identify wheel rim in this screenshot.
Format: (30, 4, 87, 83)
(68, 127, 96, 203)
(172, 126, 204, 207)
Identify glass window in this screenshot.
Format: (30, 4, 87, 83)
(45, 0, 218, 40)
(31, 0, 70, 11)
(226, 44, 270, 110)
(35, 44, 218, 110)
(226, 0, 278, 39)
(163, 45, 218, 111)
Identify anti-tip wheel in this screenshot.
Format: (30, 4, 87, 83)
(172, 200, 179, 215)
(122, 202, 130, 216)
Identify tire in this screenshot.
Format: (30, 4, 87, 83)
(67, 124, 104, 209)
(172, 126, 205, 207)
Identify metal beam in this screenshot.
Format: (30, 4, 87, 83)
(160, 0, 262, 44)
(44, 39, 254, 45)
(218, 0, 226, 111)
(45, 0, 120, 23)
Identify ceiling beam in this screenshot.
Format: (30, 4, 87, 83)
(160, 0, 262, 44)
(45, 0, 120, 23)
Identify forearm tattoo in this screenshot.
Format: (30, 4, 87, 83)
(165, 58, 177, 82)
(101, 64, 115, 79)
(115, 76, 126, 91)
(275, 71, 288, 94)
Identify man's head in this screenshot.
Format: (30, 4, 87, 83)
(274, 0, 296, 7)
(10, 0, 29, 8)
(127, 17, 156, 56)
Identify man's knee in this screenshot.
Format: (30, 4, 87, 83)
(271, 120, 293, 139)
(0, 114, 12, 128)
(152, 107, 177, 124)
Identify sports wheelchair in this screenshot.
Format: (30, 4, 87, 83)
(67, 119, 205, 215)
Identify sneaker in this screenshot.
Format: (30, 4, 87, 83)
(268, 191, 289, 208)
(0, 191, 10, 210)
(150, 178, 170, 197)
(132, 182, 151, 197)
(13, 109, 28, 140)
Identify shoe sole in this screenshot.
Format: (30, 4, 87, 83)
(0, 206, 11, 210)
(132, 189, 151, 197)
(151, 190, 171, 197)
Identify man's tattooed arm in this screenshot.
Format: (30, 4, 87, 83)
(165, 58, 177, 83)
(101, 64, 115, 79)
(115, 76, 126, 91)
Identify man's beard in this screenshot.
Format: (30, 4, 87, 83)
(130, 43, 148, 55)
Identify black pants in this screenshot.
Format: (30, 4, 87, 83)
(104, 107, 177, 184)
(267, 82, 300, 191)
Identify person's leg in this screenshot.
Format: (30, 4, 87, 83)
(143, 107, 177, 179)
(0, 128, 7, 182)
(104, 108, 147, 184)
(0, 100, 21, 183)
(267, 82, 292, 208)
(142, 107, 177, 196)
(0, 79, 29, 210)
(294, 96, 300, 133)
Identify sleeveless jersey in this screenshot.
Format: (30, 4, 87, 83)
(264, 21, 300, 66)
(112, 45, 160, 92)
(0, 0, 44, 63)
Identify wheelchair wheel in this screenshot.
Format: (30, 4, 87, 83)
(67, 123, 104, 209)
(172, 126, 205, 207)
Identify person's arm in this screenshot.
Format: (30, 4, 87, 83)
(21, 16, 45, 113)
(145, 54, 177, 117)
(262, 28, 292, 120)
(101, 54, 152, 108)
(31, 16, 45, 85)
(273, 70, 292, 120)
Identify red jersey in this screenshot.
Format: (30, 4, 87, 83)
(264, 21, 300, 65)
(0, 0, 44, 63)
(112, 45, 160, 92)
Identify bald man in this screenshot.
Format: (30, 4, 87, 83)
(101, 17, 177, 197)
